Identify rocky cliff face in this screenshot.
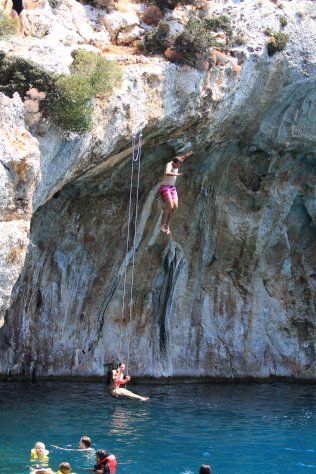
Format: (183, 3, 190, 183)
(0, 0, 315, 379)
(0, 93, 40, 329)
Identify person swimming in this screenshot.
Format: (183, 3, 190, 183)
(30, 442, 49, 461)
(93, 450, 110, 474)
(52, 436, 94, 452)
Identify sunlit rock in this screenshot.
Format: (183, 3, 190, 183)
(0, 0, 315, 380)
(0, 93, 40, 328)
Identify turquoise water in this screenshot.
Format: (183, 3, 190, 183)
(0, 381, 315, 474)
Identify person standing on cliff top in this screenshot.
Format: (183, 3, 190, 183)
(160, 150, 193, 234)
(3, 0, 26, 35)
(108, 362, 149, 401)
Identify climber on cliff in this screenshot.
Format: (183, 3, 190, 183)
(160, 150, 193, 234)
(108, 362, 149, 401)
(3, 0, 26, 35)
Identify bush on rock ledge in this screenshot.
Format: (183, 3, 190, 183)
(0, 50, 122, 133)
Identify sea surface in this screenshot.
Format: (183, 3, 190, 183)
(0, 381, 315, 474)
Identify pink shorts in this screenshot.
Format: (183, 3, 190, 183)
(159, 185, 178, 202)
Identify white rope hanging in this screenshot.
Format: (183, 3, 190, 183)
(118, 131, 142, 374)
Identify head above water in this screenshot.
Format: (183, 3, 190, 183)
(34, 442, 46, 453)
(96, 450, 110, 462)
(59, 462, 71, 473)
(80, 436, 92, 448)
(199, 464, 211, 474)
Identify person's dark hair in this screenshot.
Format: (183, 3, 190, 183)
(59, 462, 71, 472)
(172, 157, 183, 164)
(118, 362, 124, 367)
(96, 450, 110, 462)
(80, 436, 92, 448)
(199, 465, 211, 474)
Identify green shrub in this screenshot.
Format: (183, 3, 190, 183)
(264, 27, 274, 37)
(266, 31, 289, 56)
(47, 0, 63, 8)
(145, 0, 194, 11)
(0, 53, 56, 97)
(0, 50, 122, 133)
(173, 17, 217, 65)
(70, 49, 122, 96)
(50, 99, 92, 133)
(204, 14, 233, 40)
(49, 50, 122, 132)
(55, 74, 93, 102)
(0, 11, 18, 37)
(279, 16, 288, 27)
(233, 34, 247, 46)
(140, 20, 170, 55)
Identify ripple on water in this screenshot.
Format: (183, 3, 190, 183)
(0, 382, 315, 474)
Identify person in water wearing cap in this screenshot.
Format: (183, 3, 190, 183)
(160, 150, 193, 234)
(29, 461, 71, 474)
(108, 362, 149, 401)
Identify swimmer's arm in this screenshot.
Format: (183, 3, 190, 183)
(28, 469, 52, 474)
(165, 170, 183, 176)
(3, 0, 8, 9)
(51, 445, 75, 451)
(51, 445, 92, 451)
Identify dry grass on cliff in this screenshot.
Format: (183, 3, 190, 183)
(0, 11, 18, 37)
(6, 245, 24, 264)
(11, 159, 28, 182)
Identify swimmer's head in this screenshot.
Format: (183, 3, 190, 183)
(80, 436, 92, 449)
(199, 465, 211, 474)
(96, 450, 109, 462)
(34, 442, 46, 454)
(59, 462, 71, 474)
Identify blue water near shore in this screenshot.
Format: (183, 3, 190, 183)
(0, 381, 315, 474)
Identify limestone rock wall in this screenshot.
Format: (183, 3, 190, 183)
(0, 0, 315, 379)
(0, 93, 40, 328)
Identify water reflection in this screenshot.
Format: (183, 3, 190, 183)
(109, 406, 135, 435)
